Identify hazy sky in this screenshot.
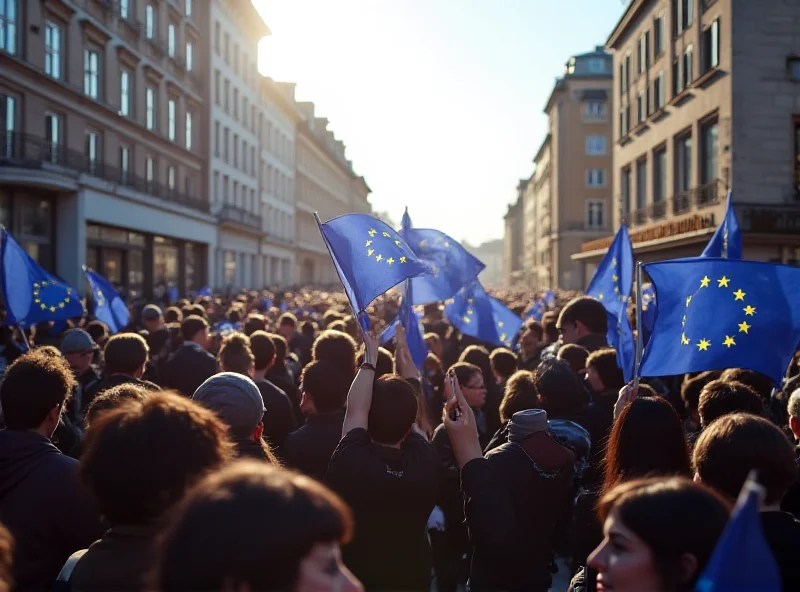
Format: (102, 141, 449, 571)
(254, 0, 627, 245)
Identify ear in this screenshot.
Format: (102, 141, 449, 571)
(693, 472, 703, 484)
(253, 423, 264, 442)
(678, 552, 699, 584)
(790, 416, 800, 438)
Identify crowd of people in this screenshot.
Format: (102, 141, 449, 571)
(0, 284, 798, 591)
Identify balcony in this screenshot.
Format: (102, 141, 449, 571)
(621, 181, 723, 227)
(0, 132, 207, 212)
(217, 205, 263, 232)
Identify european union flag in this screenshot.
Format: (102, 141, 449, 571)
(197, 286, 212, 297)
(608, 309, 635, 382)
(640, 283, 656, 346)
(639, 258, 800, 385)
(702, 191, 742, 259)
(379, 285, 429, 368)
(446, 281, 499, 345)
(587, 224, 634, 317)
(543, 290, 556, 308)
(85, 268, 130, 334)
(318, 213, 428, 330)
(0, 228, 83, 327)
(696, 472, 781, 592)
(524, 299, 546, 322)
(490, 297, 524, 348)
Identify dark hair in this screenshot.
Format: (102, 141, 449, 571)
(0, 351, 75, 429)
(300, 321, 316, 338)
(449, 361, 483, 388)
(312, 330, 357, 380)
(602, 397, 691, 495)
(720, 368, 774, 402)
(698, 379, 764, 428)
(693, 413, 797, 504)
(368, 375, 418, 445)
(681, 371, 722, 413)
(558, 296, 608, 335)
(357, 347, 394, 379)
(459, 345, 492, 386)
(543, 320, 558, 343)
(81, 392, 234, 525)
(84, 383, 150, 428)
(243, 314, 267, 336)
(301, 360, 349, 413)
(596, 477, 731, 590)
(218, 332, 254, 375)
(557, 344, 589, 374)
(586, 348, 624, 391)
(164, 307, 183, 324)
(490, 348, 518, 381)
(181, 315, 208, 342)
(499, 370, 539, 422)
(249, 331, 276, 371)
(85, 320, 110, 344)
(279, 312, 297, 328)
(227, 307, 243, 325)
(156, 462, 352, 591)
(270, 333, 288, 364)
(533, 358, 588, 418)
(524, 320, 544, 341)
(103, 333, 150, 376)
(185, 304, 206, 319)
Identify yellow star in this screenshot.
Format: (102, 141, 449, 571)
(375, 254, 383, 262)
(612, 274, 618, 282)
(733, 289, 745, 301)
(744, 305, 756, 316)
(49, 306, 56, 312)
(40, 303, 46, 310)
(400, 256, 406, 263)
(739, 321, 751, 334)
(368, 229, 376, 237)
(467, 309, 474, 315)
(686, 295, 692, 307)
(498, 321, 504, 328)
(612, 257, 617, 266)
(462, 315, 471, 323)
(33, 282, 40, 289)
(499, 333, 506, 341)
(467, 298, 474, 303)
(681, 333, 690, 345)
(33, 290, 38, 296)
(598, 293, 604, 300)
(700, 276, 710, 288)
(682, 315, 686, 327)
(697, 338, 711, 351)
(365, 240, 372, 247)
(443, 241, 450, 248)
(394, 240, 401, 246)
(367, 248, 374, 256)
(723, 335, 736, 348)
(614, 286, 620, 293)
(58, 302, 65, 309)
(419, 240, 426, 248)
(66, 288, 72, 295)
(717, 276, 730, 288)
(382, 231, 390, 238)
(387, 257, 395, 265)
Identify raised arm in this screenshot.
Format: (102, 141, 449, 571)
(341, 329, 379, 437)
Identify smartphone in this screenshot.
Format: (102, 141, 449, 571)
(448, 370, 462, 421)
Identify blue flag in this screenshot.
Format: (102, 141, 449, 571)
(197, 286, 212, 297)
(587, 225, 634, 317)
(701, 191, 742, 260)
(279, 301, 288, 312)
(640, 258, 800, 385)
(640, 283, 656, 346)
(168, 286, 179, 303)
(379, 317, 398, 344)
(398, 283, 429, 368)
(318, 213, 428, 330)
(446, 281, 515, 347)
(85, 269, 131, 334)
(490, 297, 524, 348)
(0, 229, 83, 327)
(261, 296, 273, 310)
(608, 309, 635, 382)
(696, 473, 781, 592)
(524, 299, 546, 322)
(543, 290, 556, 308)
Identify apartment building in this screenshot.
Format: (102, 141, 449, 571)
(527, 46, 614, 290)
(0, 0, 215, 297)
(502, 181, 525, 285)
(574, 0, 800, 282)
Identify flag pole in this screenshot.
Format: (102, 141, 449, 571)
(633, 261, 644, 388)
(18, 327, 30, 352)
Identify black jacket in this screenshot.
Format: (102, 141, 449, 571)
(84, 374, 159, 409)
(254, 378, 296, 452)
(761, 510, 800, 591)
(162, 343, 218, 397)
(0, 430, 104, 592)
(267, 364, 302, 424)
(283, 410, 345, 482)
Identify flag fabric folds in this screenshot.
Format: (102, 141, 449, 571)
(168, 286, 179, 303)
(490, 297, 524, 348)
(695, 472, 781, 592)
(639, 258, 800, 385)
(524, 299, 545, 322)
(85, 269, 130, 334)
(701, 191, 742, 260)
(587, 224, 634, 316)
(0, 229, 83, 327)
(197, 286, 212, 297)
(397, 284, 429, 368)
(607, 309, 635, 383)
(318, 213, 428, 329)
(543, 290, 556, 308)
(640, 283, 657, 346)
(446, 281, 521, 347)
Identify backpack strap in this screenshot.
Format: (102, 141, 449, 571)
(55, 549, 88, 585)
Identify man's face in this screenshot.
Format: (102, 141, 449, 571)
(279, 323, 294, 339)
(558, 320, 581, 345)
(521, 330, 539, 356)
(144, 316, 162, 333)
(64, 350, 93, 374)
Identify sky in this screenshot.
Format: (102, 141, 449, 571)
(254, 0, 627, 245)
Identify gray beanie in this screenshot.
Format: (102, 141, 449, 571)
(508, 409, 549, 443)
(192, 372, 265, 440)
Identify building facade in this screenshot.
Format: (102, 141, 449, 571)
(502, 190, 524, 285)
(574, 0, 800, 283)
(0, 0, 215, 298)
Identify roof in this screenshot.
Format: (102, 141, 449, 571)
(260, 77, 303, 122)
(244, 1, 272, 39)
(607, 0, 648, 49)
(533, 133, 552, 163)
(543, 78, 566, 114)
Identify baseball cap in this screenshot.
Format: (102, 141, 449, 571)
(141, 304, 162, 321)
(60, 329, 98, 354)
(192, 372, 265, 440)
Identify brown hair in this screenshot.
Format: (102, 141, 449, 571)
(557, 343, 589, 374)
(218, 332, 255, 375)
(586, 348, 624, 391)
(490, 348, 519, 382)
(698, 379, 764, 428)
(312, 330, 357, 380)
(84, 383, 150, 428)
(499, 370, 539, 422)
(104, 333, 149, 375)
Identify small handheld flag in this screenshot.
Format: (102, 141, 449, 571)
(701, 191, 742, 260)
(446, 281, 521, 347)
(490, 297, 524, 348)
(587, 224, 634, 316)
(84, 268, 131, 334)
(524, 299, 546, 322)
(197, 286, 212, 298)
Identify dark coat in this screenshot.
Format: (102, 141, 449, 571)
(267, 364, 302, 425)
(761, 511, 800, 591)
(84, 374, 159, 408)
(254, 378, 296, 452)
(282, 410, 345, 482)
(0, 430, 104, 592)
(162, 343, 218, 397)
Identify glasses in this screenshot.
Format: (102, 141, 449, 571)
(464, 382, 486, 391)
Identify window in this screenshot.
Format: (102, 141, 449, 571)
(0, 0, 17, 54)
(683, 46, 694, 86)
(654, 70, 665, 110)
(45, 112, 60, 162)
(243, 98, 248, 126)
(146, 87, 156, 130)
(638, 36, 645, 74)
(586, 135, 606, 155)
(185, 111, 193, 149)
(214, 21, 220, 54)
(676, 133, 693, 193)
(120, 70, 131, 116)
(214, 70, 220, 105)
(224, 128, 229, 161)
(636, 159, 647, 210)
(233, 134, 239, 167)
(233, 89, 239, 119)
(146, 156, 155, 189)
(224, 32, 230, 63)
(653, 147, 667, 203)
(223, 175, 230, 203)
(674, 0, 693, 36)
(120, 0, 129, 19)
(584, 101, 606, 120)
(168, 23, 176, 57)
(145, 4, 156, 40)
(83, 49, 100, 99)
(86, 131, 98, 173)
(186, 41, 193, 71)
(224, 79, 230, 112)
(654, 15, 664, 56)
(2, 95, 16, 155)
(618, 63, 625, 95)
(168, 165, 175, 192)
(644, 31, 650, 69)
(621, 167, 632, 215)
(234, 44, 239, 74)
(624, 52, 631, 87)
(214, 121, 220, 156)
(586, 58, 605, 74)
(701, 119, 719, 184)
(586, 200, 604, 230)
(619, 105, 629, 136)
(794, 118, 800, 199)
(233, 181, 239, 206)
(672, 58, 682, 95)
(185, 0, 192, 17)
(586, 169, 606, 187)
(703, 19, 720, 72)
(168, 99, 176, 141)
(637, 90, 644, 124)
(44, 21, 61, 80)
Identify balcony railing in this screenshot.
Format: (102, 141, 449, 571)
(620, 181, 723, 227)
(0, 132, 207, 212)
(649, 199, 668, 220)
(218, 205, 262, 231)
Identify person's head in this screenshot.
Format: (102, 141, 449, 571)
(300, 360, 349, 415)
(312, 330, 358, 381)
(278, 312, 297, 339)
(164, 306, 183, 325)
(543, 319, 559, 344)
(719, 368, 774, 403)
(424, 332, 442, 359)
(358, 346, 393, 379)
(697, 379, 764, 428)
(520, 321, 543, 357)
(103, 333, 150, 378)
(226, 307, 243, 326)
(243, 314, 267, 336)
(449, 361, 487, 408)
(85, 320, 110, 347)
(156, 462, 361, 592)
(141, 304, 163, 332)
(192, 373, 266, 444)
(499, 370, 539, 423)
(300, 320, 316, 340)
(489, 348, 518, 383)
(788, 388, 800, 440)
(558, 343, 589, 375)
(589, 477, 730, 592)
(603, 397, 692, 495)
(60, 328, 98, 374)
(181, 315, 210, 348)
(270, 333, 288, 367)
(84, 383, 150, 429)
(557, 296, 608, 344)
(368, 375, 418, 446)
(533, 358, 588, 418)
(0, 350, 75, 435)
(693, 413, 797, 505)
(680, 371, 722, 426)
(81, 392, 233, 527)
(459, 345, 492, 385)
(586, 348, 625, 393)
(218, 332, 255, 376)
(249, 331, 276, 373)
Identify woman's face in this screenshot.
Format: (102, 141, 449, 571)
(294, 541, 362, 592)
(588, 508, 664, 592)
(461, 371, 487, 408)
